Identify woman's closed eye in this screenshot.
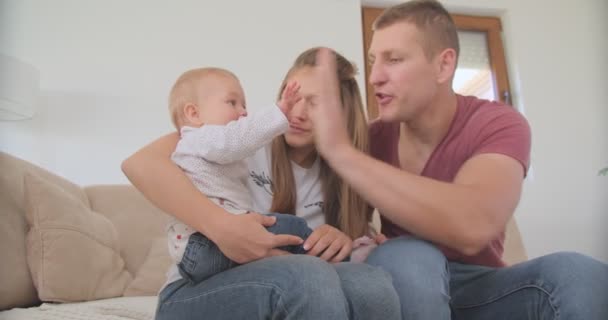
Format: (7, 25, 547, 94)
(306, 96, 318, 107)
(227, 99, 237, 107)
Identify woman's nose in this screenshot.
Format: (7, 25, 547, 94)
(289, 100, 307, 120)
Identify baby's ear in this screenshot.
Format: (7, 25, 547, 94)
(184, 103, 196, 116)
(183, 103, 199, 120)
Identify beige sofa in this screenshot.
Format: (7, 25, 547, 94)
(1, 152, 172, 319)
(0, 151, 528, 319)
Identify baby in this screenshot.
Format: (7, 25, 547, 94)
(167, 67, 313, 283)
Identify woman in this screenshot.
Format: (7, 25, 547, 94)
(122, 47, 400, 319)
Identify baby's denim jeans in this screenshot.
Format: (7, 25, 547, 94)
(178, 212, 312, 283)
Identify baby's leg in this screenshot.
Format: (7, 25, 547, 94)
(265, 213, 313, 254)
(178, 232, 237, 284)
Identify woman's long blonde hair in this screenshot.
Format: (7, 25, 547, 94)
(270, 48, 372, 239)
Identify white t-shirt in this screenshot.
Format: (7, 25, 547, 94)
(246, 145, 324, 229)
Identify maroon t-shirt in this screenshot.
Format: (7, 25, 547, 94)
(369, 94, 531, 267)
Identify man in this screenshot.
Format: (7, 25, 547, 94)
(309, 1, 608, 319)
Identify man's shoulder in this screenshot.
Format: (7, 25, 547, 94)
(457, 95, 528, 130)
(460, 95, 508, 115)
(447, 95, 531, 160)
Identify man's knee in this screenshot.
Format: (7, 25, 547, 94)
(366, 236, 448, 274)
(533, 251, 606, 284)
(529, 252, 608, 318)
(366, 237, 449, 303)
(365, 237, 450, 312)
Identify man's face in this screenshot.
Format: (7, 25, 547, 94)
(368, 22, 440, 122)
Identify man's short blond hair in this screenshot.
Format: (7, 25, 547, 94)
(374, 0, 459, 60)
(168, 67, 237, 129)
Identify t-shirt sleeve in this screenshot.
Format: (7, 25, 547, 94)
(471, 107, 532, 176)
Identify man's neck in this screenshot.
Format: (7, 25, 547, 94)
(401, 91, 458, 148)
(395, 91, 458, 174)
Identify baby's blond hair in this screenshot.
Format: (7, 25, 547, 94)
(168, 67, 237, 129)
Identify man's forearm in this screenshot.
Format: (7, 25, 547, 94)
(324, 145, 509, 255)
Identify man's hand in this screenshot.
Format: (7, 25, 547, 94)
(277, 81, 301, 115)
(308, 48, 352, 157)
(304, 224, 353, 263)
(209, 213, 304, 264)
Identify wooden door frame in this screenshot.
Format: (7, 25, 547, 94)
(452, 15, 511, 106)
(362, 7, 512, 119)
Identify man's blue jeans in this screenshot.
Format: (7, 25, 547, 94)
(157, 255, 401, 319)
(178, 213, 312, 283)
(366, 236, 608, 320)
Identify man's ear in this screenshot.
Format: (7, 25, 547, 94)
(436, 48, 457, 85)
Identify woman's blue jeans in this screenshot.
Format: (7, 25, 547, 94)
(156, 255, 401, 319)
(365, 236, 608, 320)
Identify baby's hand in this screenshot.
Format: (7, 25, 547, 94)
(373, 233, 388, 245)
(278, 81, 301, 114)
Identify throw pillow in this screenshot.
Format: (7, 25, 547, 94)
(24, 173, 132, 302)
(123, 237, 172, 296)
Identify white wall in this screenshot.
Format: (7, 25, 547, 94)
(0, 0, 365, 184)
(2, 0, 607, 263)
(364, 0, 608, 263)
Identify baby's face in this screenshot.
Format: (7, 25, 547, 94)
(198, 74, 247, 125)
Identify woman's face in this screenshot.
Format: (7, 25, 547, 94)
(283, 67, 320, 150)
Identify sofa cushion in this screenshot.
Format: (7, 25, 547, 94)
(0, 296, 157, 320)
(24, 173, 132, 302)
(0, 152, 90, 310)
(123, 237, 172, 296)
(84, 185, 171, 276)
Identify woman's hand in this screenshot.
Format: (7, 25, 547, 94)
(303, 224, 353, 263)
(210, 213, 305, 264)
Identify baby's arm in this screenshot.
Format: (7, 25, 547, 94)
(175, 82, 300, 164)
(176, 105, 288, 164)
